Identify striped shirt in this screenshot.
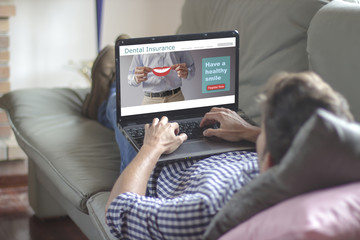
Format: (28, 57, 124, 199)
(106, 151, 259, 239)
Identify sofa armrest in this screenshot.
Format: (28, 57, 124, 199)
(0, 88, 121, 213)
(308, 0, 360, 122)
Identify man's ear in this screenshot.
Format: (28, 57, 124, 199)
(260, 152, 275, 172)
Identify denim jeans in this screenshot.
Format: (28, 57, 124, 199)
(98, 83, 137, 173)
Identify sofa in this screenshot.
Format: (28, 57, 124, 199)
(1, 0, 360, 239)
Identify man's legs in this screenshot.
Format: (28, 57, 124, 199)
(98, 83, 137, 173)
(83, 33, 136, 173)
(82, 34, 130, 119)
(82, 46, 116, 120)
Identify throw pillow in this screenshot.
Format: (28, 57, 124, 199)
(220, 182, 360, 240)
(203, 109, 360, 240)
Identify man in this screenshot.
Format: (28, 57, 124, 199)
(103, 70, 353, 239)
(128, 51, 195, 105)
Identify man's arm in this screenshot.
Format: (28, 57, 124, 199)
(105, 152, 259, 239)
(133, 66, 153, 84)
(128, 55, 152, 86)
(170, 52, 196, 80)
(171, 63, 189, 79)
(106, 190, 215, 239)
(182, 51, 195, 80)
(105, 116, 187, 212)
(200, 107, 261, 143)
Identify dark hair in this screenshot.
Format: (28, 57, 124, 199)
(261, 71, 353, 165)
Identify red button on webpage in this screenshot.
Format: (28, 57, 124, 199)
(207, 84, 225, 91)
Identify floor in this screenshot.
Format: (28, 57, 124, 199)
(0, 159, 88, 240)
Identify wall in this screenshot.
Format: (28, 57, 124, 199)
(9, 0, 185, 90)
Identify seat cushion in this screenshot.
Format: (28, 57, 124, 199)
(87, 192, 117, 240)
(178, 0, 329, 124)
(0, 88, 120, 213)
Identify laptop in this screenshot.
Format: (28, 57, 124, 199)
(115, 30, 255, 163)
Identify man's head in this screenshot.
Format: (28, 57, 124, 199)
(256, 71, 353, 172)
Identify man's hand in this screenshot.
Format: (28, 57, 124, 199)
(105, 116, 187, 211)
(144, 116, 188, 154)
(200, 107, 260, 143)
(171, 63, 188, 79)
(135, 66, 153, 83)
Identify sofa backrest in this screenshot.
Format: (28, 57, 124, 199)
(177, 0, 329, 124)
(308, 0, 360, 122)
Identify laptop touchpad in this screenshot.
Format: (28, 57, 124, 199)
(177, 140, 212, 153)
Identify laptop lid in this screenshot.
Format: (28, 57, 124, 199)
(115, 30, 239, 126)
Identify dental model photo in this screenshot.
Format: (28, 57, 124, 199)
(152, 66, 171, 76)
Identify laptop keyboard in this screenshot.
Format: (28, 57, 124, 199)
(179, 120, 219, 139)
(126, 119, 219, 148)
(126, 127, 145, 147)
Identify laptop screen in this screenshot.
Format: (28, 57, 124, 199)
(116, 31, 239, 124)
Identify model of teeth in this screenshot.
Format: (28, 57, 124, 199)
(152, 67, 171, 76)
